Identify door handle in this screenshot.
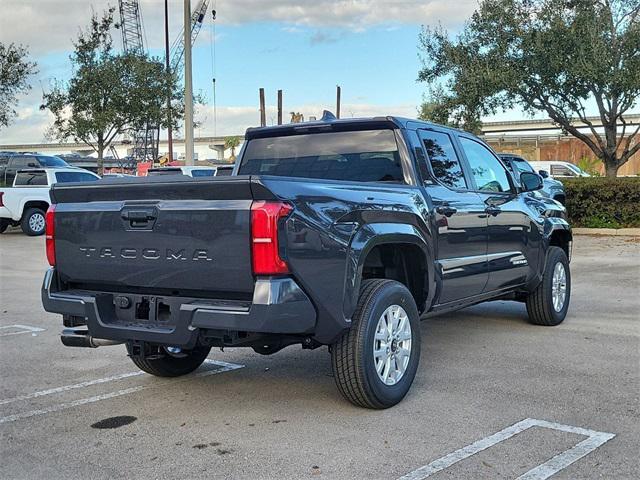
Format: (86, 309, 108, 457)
(485, 206, 501, 216)
(121, 210, 156, 222)
(436, 205, 457, 217)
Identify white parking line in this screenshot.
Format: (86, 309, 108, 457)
(0, 324, 45, 337)
(0, 359, 244, 426)
(398, 418, 615, 480)
(0, 371, 145, 406)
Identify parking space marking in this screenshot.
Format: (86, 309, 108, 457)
(0, 371, 145, 406)
(0, 359, 244, 425)
(0, 324, 45, 337)
(398, 418, 615, 480)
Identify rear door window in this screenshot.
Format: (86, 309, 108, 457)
(14, 171, 48, 186)
(239, 129, 404, 183)
(419, 130, 467, 189)
(55, 172, 99, 183)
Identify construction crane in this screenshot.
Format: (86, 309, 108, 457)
(170, 0, 209, 75)
(118, 0, 158, 166)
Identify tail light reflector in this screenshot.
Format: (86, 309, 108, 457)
(251, 201, 292, 275)
(45, 204, 56, 266)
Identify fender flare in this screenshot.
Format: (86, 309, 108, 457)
(19, 196, 50, 221)
(342, 222, 435, 320)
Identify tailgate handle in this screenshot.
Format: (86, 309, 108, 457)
(121, 210, 156, 223)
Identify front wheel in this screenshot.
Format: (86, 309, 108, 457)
(126, 344, 211, 377)
(526, 246, 571, 326)
(331, 279, 421, 409)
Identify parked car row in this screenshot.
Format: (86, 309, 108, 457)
(1, 153, 238, 236)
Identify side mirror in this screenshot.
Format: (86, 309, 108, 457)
(520, 172, 544, 192)
(538, 170, 549, 178)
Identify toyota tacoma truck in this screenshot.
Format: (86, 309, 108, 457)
(42, 114, 572, 409)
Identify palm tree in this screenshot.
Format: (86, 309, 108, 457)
(224, 136, 242, 162)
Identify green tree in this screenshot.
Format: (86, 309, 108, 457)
(224, 135, 242, 161)
(418, 86, 483, 134)
(419, 0, 640, 177)
(41, 8, 185, 174)
(0, 43, 37, 129)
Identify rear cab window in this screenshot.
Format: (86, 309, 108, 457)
(14, 171, 48, 186)
(238, 129, 404, 183)
(190, 169, 215, 177)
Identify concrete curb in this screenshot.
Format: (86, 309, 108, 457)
(573, 228, 640, 236)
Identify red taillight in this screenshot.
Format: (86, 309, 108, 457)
(45, 204, 56, 266)
(0, 192, 4, 207)
(250, 201, 292, 275)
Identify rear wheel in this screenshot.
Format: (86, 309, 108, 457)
(331, 279, 421, 409)
(126, 344, 211, 377)
(21, 208, 46, 236)
(526, 246, 571, 326)
(0, 219, 9, 234)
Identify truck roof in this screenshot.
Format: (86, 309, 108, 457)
(244, 113, 458, 139)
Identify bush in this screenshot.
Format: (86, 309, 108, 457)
(563, 177, 640, 228)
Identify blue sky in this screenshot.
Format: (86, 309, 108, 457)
(0, 0, 497, 144)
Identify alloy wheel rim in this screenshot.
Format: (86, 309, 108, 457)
(373, 304, 412, 386)
(551, 262, 567, 312)
(29, 213, 45, 233)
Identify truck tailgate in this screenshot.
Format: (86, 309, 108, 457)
(50, 176, 266, 296)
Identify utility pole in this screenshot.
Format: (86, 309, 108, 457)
(336, 85, 341, 119)
(277, 90, 283, 125)
(164, 0, 173, 162)
(184, 0, 195, 165)
(259, 88, 266, 127)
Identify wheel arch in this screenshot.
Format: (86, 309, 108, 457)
(343, 223, 435, 320)
(21, 199, 50, 219)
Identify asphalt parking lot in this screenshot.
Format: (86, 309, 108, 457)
(0, 232, 638, 479)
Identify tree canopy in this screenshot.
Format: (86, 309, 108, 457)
(0, 43, 36, 130)
(41, 8, 186, 173)
(418, 0, 640, 177)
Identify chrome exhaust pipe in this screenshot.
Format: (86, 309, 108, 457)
(61, 328, 124, 348)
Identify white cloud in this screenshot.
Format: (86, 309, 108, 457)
(192, 101, 417, 136)
(0, 0, 477, 54)
(0, 101, 416, 145)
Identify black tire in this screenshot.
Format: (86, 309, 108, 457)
(126, 344, 211, 377)
(331, 279, 421, 409)
(0, 219, 9, 234)
(20, 208, 46, 236)
(526, 246, 571, 326)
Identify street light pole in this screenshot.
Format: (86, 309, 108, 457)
(164, 0, 173, 163)
(183, 0, 195, 165)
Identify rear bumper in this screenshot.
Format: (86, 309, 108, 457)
(41, 268, 316, 348)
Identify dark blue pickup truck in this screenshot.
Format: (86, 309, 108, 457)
(42, 114, 572, 408)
